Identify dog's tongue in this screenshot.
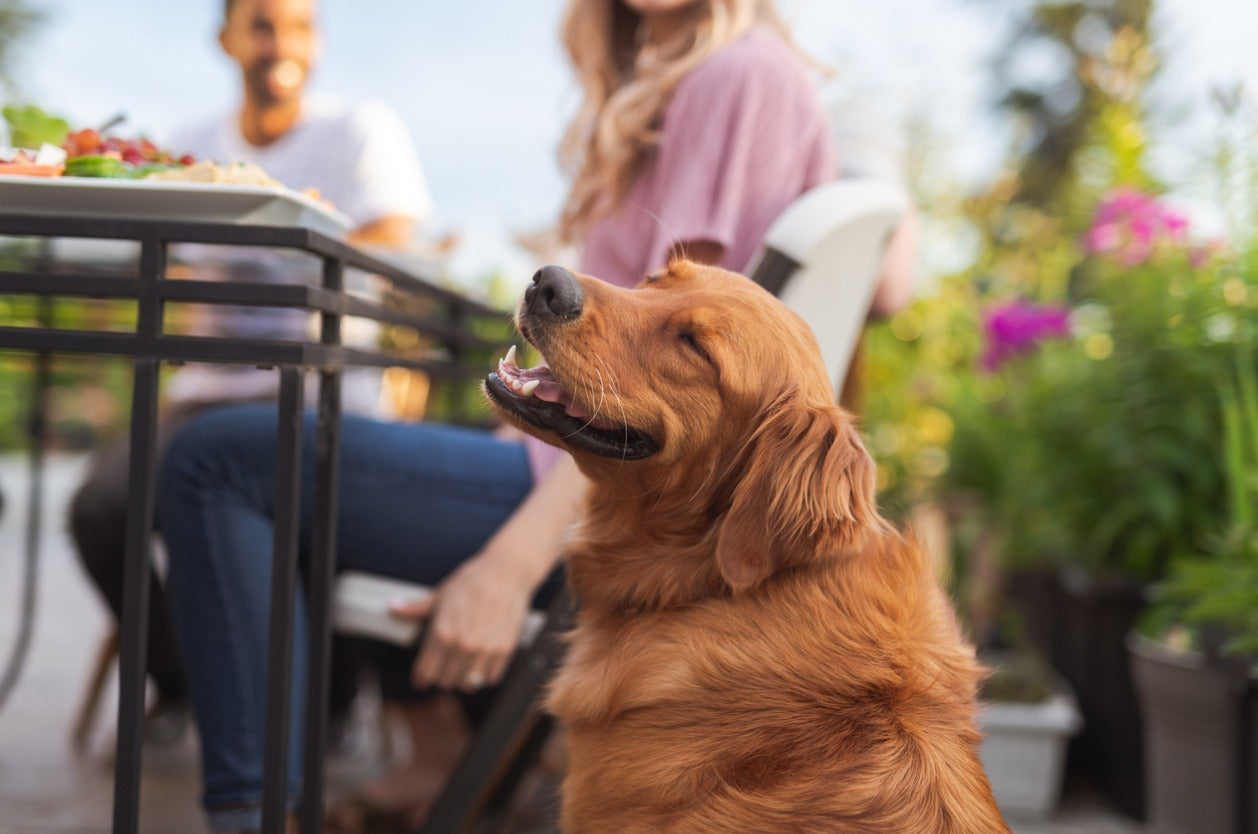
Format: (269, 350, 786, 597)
(533, 380, 592, 419)
(499, 347, 593, 420)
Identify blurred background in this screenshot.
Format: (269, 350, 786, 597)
(6, 0, 1257, 281)
(3, 1, 1258, 832)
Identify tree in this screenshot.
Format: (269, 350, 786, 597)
(964, 0, 1160, 300)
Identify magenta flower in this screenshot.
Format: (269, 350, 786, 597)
(1081, 187, 1187, 265)
(1083, 187, 1190, 266)
(981, 300, 1072, 371)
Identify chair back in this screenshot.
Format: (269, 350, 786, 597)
(747, 179, 909, 394)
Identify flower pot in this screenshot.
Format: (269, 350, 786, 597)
(979, 675, 1082, 819)
(1005, 566, 1149, 818)
(1128, 632, 1258, 834)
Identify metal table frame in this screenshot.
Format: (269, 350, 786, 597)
(0, 211, 509, 834)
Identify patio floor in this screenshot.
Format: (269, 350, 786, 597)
(0, 452, 1145, 833)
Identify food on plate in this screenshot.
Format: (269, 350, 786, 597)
(62, 128, 195, 168)
(0, 156, 63, 177)
(2, 104, 71, 149)
(144, 160, 282, 188)
(62, 154, 128, 178)
(0, 143, 66, 177)
(0, 111, 308, 195)
(55, 128, 196, 178)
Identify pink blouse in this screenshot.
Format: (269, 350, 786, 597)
(526, 26, 837, 480)
(581, 26, 836, 287)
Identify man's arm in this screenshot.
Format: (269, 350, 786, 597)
(341, 102, 432, 248)
(347, 215, 415, 249)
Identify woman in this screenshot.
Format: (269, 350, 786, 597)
(158, 1, 837, 830)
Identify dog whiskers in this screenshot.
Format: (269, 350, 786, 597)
(598, 357, 632, 461)
(558, 352, 613, 442)
(576, 349, 634, 464)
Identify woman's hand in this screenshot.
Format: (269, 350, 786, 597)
(390, 554, 532, 693)
(391, 454, 586, 694)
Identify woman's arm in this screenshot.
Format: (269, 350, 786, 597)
(867, 203, 918, 319)
(391, 453, 586, 691)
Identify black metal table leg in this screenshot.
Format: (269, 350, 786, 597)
(112, 235, 166, 834)
(300, 256, 344, 834)
(112, 356, 161, 834)
(262, 367, 306, 834)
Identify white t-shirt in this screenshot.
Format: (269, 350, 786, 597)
(163, 96, 432, 414)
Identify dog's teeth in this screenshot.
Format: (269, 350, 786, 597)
(505, 345, 517, 366)
(520, 379, 540, 397)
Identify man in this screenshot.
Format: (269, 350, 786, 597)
(177, 0, 428, 247)
(69, 0, 430, 749)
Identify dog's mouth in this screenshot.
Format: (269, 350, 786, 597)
(485, 346, 659, 460)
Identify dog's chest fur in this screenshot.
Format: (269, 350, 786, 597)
(547, 540, 1009, 833)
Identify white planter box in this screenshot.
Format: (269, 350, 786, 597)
(979, 688, 1082, 819)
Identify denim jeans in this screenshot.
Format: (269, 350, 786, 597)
(156, 405, 538, 831)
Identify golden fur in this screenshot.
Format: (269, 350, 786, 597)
(492, 262, 1009, 833)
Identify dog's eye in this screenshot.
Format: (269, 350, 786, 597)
(679, 330, 713, 364)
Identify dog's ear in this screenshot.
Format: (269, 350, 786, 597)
(715, 399, 880, 593)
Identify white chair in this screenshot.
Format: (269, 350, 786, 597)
(746, 178, 910, 395)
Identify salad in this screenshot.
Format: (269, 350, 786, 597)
(1, 104, 196, 179)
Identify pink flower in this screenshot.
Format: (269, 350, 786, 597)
(981, 300, 1072, 371)
(1083, 187, 1191, 266)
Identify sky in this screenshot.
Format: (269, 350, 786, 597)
(7, 0, 1258, 287)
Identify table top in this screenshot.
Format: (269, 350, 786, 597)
(0, 174, 354, 238)
(0, 190, 512, 378)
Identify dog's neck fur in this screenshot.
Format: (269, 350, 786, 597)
(563, 465, 826, 614)
(565, 410, 881, 613)
(565, 503, 725, 615)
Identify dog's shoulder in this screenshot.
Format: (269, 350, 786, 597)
(547, 608, 702, 727)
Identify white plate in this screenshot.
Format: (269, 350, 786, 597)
(0, 174, 353, 237)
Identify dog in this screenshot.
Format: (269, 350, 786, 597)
(485, 261, 1009, 833)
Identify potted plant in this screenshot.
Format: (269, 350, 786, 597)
(936, 185, 1252, 817)
(1130, 349, 1258, 834)
(977, 651, 1083, 820)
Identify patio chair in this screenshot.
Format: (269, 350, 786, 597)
(408, 177, 911, 834)
(747, 177, 911, 394)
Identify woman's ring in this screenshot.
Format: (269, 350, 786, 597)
(464, 671, 486, 690)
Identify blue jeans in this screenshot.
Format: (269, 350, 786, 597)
(157, 405, 539, 831)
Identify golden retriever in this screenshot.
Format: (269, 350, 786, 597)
(485, 261, 1009, 833)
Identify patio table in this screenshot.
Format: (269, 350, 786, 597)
(0, 177, 511, 834)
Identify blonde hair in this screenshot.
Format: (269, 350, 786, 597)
(558, 0, 796, 243)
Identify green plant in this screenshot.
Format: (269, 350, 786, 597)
(1143, 348, 1258, 665)
(980, 651, 1056, 704)
(935, 183, 1258, 585)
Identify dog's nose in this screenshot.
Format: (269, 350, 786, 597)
(524, 265, 583, 320)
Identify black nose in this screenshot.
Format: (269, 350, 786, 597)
(524, 265, 583, 320)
